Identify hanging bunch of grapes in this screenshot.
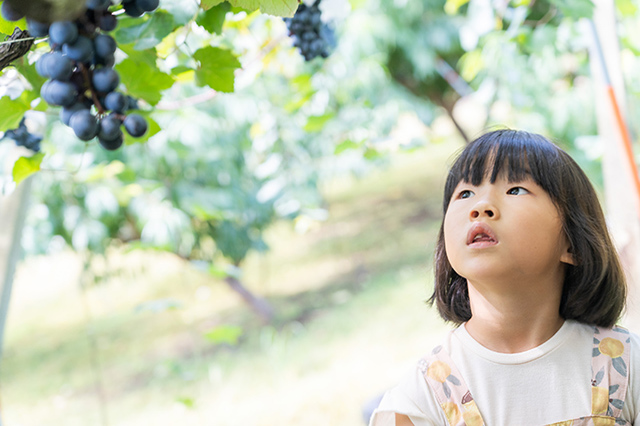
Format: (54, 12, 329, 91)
(284, 0, 335, 62)
(0, 0, 159, 151)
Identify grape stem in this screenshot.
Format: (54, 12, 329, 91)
(79, 62, 106, 115)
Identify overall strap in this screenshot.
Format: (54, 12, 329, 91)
(590, 326, 631, 418)
(419, 346, 485, 426)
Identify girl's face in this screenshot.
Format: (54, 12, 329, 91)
(443, 172, 574, 292)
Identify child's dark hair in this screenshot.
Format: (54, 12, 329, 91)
(430, 129, 626, 328)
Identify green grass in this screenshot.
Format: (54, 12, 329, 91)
(1, 141, 461, 426)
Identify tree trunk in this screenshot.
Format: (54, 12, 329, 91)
(224, 275, 275, 324)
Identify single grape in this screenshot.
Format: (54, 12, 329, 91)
(41, 80, 77, 107)
(123, 114, 147, 137)
(35, 53, 53, 77)
(123, 0, 144, 17)
(94, 34, 116, 65)
(136, 0, 159, 12)
(127, 95, 139, 110)
(49, 21, 79, 46)
(99, 132, 123, 150)
(46, 52, 74, 81)
(98, 12, 118, 31)
(92, 67, 120, 93)
(104, 92, 127, 113)
(60, 102, 89, 126)
(27, 19, 50, 37)
(86, 0, 111, 10)
(98, 115, 122, 141)
(1, 1, 24, 21)
(69, 110, 99, 141)
(63, 36, 94, 64)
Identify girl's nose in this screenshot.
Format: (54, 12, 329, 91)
(470, 200, 499, 220)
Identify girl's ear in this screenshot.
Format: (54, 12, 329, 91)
(560, 251, 575, 265)
(560, 243, 576, 266)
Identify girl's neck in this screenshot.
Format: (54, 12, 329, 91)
(464, 282, 565, 354)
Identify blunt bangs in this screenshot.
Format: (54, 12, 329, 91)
(431, 129, 627, 328)
(443, 130, 564, 214)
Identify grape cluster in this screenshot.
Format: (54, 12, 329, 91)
(2, 118, 42, 152)
(1, 0, 159, 151)
(283, 0, 335, 61)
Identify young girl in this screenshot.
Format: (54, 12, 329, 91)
(370, 129, 640, 425)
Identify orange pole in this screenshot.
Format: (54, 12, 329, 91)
(606, 86, 640, 217)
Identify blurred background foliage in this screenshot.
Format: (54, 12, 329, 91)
(1, 0, 639, 424)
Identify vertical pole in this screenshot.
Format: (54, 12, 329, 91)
(587, 3, 640, 328)
(0, 175, 33, 426)
(0, 176, 32, 357)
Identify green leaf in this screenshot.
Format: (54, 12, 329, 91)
(548, 0, 594, 19)
(116, 58, 174, 105)
(113, 11, 176, 50)
(0, 17, 26, 35)
(13, 57, 46, 93)
(12, 153, 44, 185)
(616, 0, 637, 16)
(193, 46, 241, 93)
(458, 49, 483, 82)
(444, 0, 470, 14)
(227, 0, 299, 17)
(334, 139, 359, 155)
(118, 45, 159, 68)
(0, 94, 30, 132)
(201, 0, 227, 10)
(170, 65, 194, 75)
(304, 113, 334, 132)
(204, 325, 243, 345)
(176, 397, 195, 409)
(196, 2, 231, 34)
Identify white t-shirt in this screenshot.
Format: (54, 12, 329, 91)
(370, 320, 640, 426)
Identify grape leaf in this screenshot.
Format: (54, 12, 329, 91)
(114, 11, 176, 50)
(227, 0, 299, 17)
(196, 2, 231, 34)
(117, 58, 174, 106)
(193, 46, 241, 93)
(200, 0, 227, 10)
(0, 17, 26, 36)
(12, 153, 44, 185)
(0, 94, 30, 132)
(548, 0, 594, 19)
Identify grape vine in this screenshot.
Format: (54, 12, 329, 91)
(1, 0, 157, 151)
(284, 0, 335, 62)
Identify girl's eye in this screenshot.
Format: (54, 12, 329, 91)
(459, 190, 474, 199)
(507, 187, 529, 195)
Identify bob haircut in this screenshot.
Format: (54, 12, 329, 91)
(430, 129, 626, 328)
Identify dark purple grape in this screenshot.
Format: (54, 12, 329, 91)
(36, 53, 54, 77)
(94, 34, 116, 59)
(99, 132, 123, 150)
(104, 92, 127, 113)
(46, 52, 74, 81)
(98, 115, 122, 141)
(86, 0, 111, 10)
(60, 102, 89, 126)
(49, 21, 79, 46)
(63, 36, 94, 64)
(1, 1, 24, 21)
(97, 12, 118, 31)
(41, 80, 77, 107)
(69, 110, 99, 141)
(136, 0, 159, 12)
(123, 114, 147, 137)
(127, 95, 139, 110)
(92, 67, 119, 93)
(27, 19, 50, 37)
(123, 0, 144, 17)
